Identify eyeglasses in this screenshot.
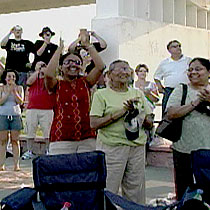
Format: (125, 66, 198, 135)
(63, 59, 81, 66)
(170, 44, 181, 48)
(112, 67, 131, 72)
(187, 67, 206, 73)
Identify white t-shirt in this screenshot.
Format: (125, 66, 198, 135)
(154, 55, 191, 88)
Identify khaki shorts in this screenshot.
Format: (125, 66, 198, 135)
(25, 109, 53, 138)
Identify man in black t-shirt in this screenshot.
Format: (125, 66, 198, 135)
(1, 25, 35, 88)
(32, 27, 58, 71)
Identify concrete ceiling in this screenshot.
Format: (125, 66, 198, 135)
(0, 0, 95, 14)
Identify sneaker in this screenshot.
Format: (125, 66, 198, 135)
(21, 151, 36, 160)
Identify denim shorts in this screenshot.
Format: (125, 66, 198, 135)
(0, 115, 23, 131)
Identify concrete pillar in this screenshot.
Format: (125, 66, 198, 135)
(163, 0, 174, 23)
(186, 4, 197, 27)
(197, 9, 207, 29)
(174, 0, 186, 25)
(96, 0, 121, 17)
(134, 0, 149, 19)
(208, 11, 210, 30)
(149, 0, 163, 22)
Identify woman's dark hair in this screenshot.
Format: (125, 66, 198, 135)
(59, 52, 83, 66)
(1, 69, 19, 85)
(189, 57, 210, 71)
(135, 64, 149, 74)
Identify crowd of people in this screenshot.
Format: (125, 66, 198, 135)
(0, 24, 210, 204)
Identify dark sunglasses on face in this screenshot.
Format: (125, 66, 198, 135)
(44, 32, 51, 37)
(63, 59, 81, 66)
(170, 44, 181, 48)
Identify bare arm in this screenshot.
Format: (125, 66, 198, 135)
(0, 87, 10, 105)
(13, 85, 24, 105)
(167, 98, 200, 120)
(37, 42, 48, 56)
(90, 108, 127, 130)
(44, 39, 64, 92)
(85, 45, 105, 87)
(26, 71, 39, 86)
(90, 31, 107, 49)
(1, 32, 12, 47)
(154, 79, 165, 94)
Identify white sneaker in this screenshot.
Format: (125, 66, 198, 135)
(21, 151, 36, 160)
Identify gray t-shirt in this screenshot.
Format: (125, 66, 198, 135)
(166, 84, 210, 154)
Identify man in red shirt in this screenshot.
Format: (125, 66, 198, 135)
(22, 61, 54, 159)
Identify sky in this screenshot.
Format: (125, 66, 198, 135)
(0, 4, 96, 61)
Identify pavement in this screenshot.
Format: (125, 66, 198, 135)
(0, 156, 175, 205)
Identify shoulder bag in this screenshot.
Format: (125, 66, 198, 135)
(155, 84, 188, 142)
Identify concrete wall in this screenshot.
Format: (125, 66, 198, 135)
(92, 17, 210, 81)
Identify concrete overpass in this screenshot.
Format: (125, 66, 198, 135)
(0, 0, 209, 15)
(0, 0, 95, 14)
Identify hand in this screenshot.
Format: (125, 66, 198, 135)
(44, 36, 51, 44)
(59, 38, 64, 51)
(6, 83, 17, 95)
(79, 30, 90, 47)
(198, 88, 210, 103)
(123, 97, 140, 111)
(191, 98, 201, 107)
(10, 27, 15, 34)
(88, 31, 95, 36)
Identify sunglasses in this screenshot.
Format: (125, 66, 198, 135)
(63, 59, 81, 66)
(170, 44, 181, 48)
(44, 32, 51, 36)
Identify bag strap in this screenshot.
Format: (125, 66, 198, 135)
(180, 83, 188, 106)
